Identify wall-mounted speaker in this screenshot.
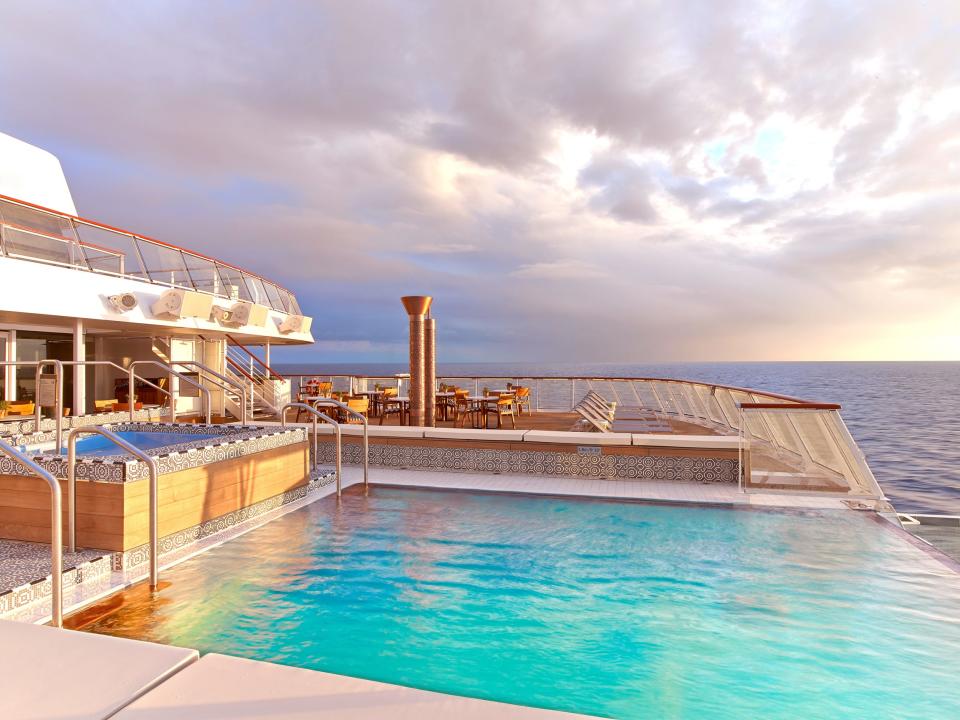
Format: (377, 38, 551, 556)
(151, 288, 214, 320)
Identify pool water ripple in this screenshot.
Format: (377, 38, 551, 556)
(83, 487, 960, 719)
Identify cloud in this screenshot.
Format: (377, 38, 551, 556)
(510, 260, 607, 280)
(1, 0, 958, 361)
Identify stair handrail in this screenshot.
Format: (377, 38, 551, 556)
(280, 403, 342, 497)
(128, 360, 212, 424)
(306, 397, 369, 494)
(0, 439, 63, 627)
(225, 334, 285, 380)
(173, 360, 249, 424)
(66, 426, 161, 589)
(224, 356, 280, 416)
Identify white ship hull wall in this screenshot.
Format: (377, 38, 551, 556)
(0, 256, 313, 344)
(0, 132, 78, 216)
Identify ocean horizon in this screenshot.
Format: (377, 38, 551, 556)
(276, 360, 960, 515)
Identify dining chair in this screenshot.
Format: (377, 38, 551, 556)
(346, 398, 369, 423)
(482, 393, 516, 429)
(379, 389, 402, 425)
(514, 386, 531, 416)
(453, 390, 475, 428)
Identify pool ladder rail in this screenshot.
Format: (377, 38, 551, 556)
(280, 400, 370, 499)
(66, 427, 161, 592)
(0, 438, 64, 627)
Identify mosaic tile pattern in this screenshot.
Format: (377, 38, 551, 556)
(0, 470, 333, 618)
(0, 407, 165, 439)
(0, 423, 308, 482)
(317, 441, 738, 483)
(115, 471, 334, 570)
(0, 541, 111, 615)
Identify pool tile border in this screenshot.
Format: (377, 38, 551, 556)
(0, 470, 335, 619)
(317, 441, 738, 483)
(0, 423, 308, 482)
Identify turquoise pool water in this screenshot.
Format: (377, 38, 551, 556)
(84, 488, 960, 718)
(70, 431, 219, 456)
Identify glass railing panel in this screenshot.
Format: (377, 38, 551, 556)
(0, 224, 77, 266)
(74, 224, 141, 275)
(285, 291, 302, 316)
(714, 388, 742, 429)
(786, 411, 850, 476)
(632, 380, 662, 412)
(263, 281, 288, 312)
(242, 273, 271, 307)
(694, 385, 728, 427)
(182, 252, 225, 297)
(651, 381, 679, 414)
(135, 238, 193, 287)
(216, 265, 253, 302)
(80, 243, 124, 274)
(0, 198, 76, 240)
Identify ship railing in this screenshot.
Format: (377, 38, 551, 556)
(282, 373, 884, 500)
(0, 193, 301, 315)
(737, 402, 885, 500)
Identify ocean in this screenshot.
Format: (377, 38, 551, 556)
(275, 361, 960, 515)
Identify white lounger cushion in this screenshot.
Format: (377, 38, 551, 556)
(0, 619, 197, 720)
(113, 653, 589, 719)
(523, 430, 633, 446)
(424, 428, 528, 441)
(632, 434, 741, 449)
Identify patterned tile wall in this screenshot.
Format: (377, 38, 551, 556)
(0, 422, 308, 482)
(316, 441, 738, 483)
(0, 470, 334, 617)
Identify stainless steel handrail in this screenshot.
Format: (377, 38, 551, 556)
(129, 360, 212, 424)
(306, 396, 369, 494)
(0, 359, 63, 449)
(280, 403, 342, 497)
(66, 427, 161, 589)
(60, 359, 170, 419)
(0, 439, 64, 627)
(174, 360, 249, 424)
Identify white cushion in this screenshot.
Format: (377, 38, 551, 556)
(632, 434, 741, 449)
(113, 653, 585, 719)
(522, 430, 632, 446)
(0, 619, 197, 720)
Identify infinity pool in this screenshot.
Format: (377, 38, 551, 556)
(82, 487, 960, 718)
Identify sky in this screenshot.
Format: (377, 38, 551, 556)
(1, 0, 958, 363)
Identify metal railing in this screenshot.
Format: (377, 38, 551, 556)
(0, 439, 63, 627)
(285, 372, 885, 500)
(280, 403, 342, 497)
(128, 360, 212, 424)
(66, 427, 161, 589)
(224, 356, 281, 418)
(173, 360, 249, 424)
(0, 192, 302, 315)
(0, 359, 63, 447)
(306, 397, 369, 494)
